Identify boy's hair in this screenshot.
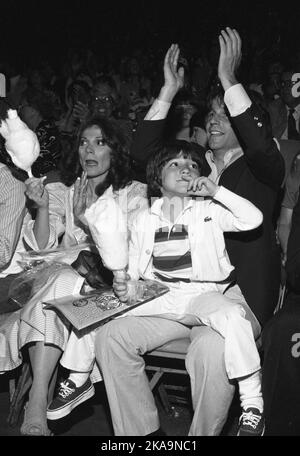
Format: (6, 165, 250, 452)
(146, 140, 205, 200)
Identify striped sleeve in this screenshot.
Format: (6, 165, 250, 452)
(0, 167, 26, 270)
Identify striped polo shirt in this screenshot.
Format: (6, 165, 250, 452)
(152, 201, 193, 281)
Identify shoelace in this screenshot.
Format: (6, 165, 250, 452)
(58, 381, 75, 399)
(240, 410, 261, 429)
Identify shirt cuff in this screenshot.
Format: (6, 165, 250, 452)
(144, 98, 171, 120)
(224, 83, 251, 117)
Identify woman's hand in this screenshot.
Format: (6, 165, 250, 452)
(183, 176, 220, 197)
(73, 172, 89, 227)
(25, 176, 49, 209)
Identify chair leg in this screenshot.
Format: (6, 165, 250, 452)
(157, 383, 173, 415)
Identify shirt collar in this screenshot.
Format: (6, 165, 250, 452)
(150, 196, 195, 217)
(205, 147, 244, 170)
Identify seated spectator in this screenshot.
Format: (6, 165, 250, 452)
(1, 115, 148, 436)
(277, 151, 300, 265)
(262, 190, 300, 435)
(19, 90, 62, 177)
(0, 100, 28, 313)
(164, 89, 200, 142)
(268, 67, 300, 140)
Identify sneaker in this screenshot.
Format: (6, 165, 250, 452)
(47, 378, 95, 420)
(237, 407, 265, 436)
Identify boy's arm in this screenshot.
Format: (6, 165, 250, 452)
(130, 44, 184, 164)
(213, 186, 263, 232)
(219, 28, 285, 190)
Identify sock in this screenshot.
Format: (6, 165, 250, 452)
(238, 370, 264, 413)
(68, 371, 90, 388)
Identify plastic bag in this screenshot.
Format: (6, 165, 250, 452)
(17, 242, 93, 270)
(8, 261, 69, 308)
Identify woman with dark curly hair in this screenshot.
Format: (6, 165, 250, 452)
(4, 116, 147, 436)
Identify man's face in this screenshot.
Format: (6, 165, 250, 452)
(280, 71, 298, 107)
(205, 98, 239, 154)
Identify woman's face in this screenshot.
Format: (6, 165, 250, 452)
(78, 125, 112, 182)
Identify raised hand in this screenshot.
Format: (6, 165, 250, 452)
(25, 176, 48, 208)
(73, 171, 89, 226)
(73, 101, 89, 122)
(218, 27, 242, 91)
(183, 176, 220, 197)
(159, 44, 185, 103)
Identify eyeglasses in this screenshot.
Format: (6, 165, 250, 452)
(92, 95, 114, 104)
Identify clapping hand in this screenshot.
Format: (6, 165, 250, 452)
(218, 27, 242, 91)
(182, 176, 220, 197)
(159, 44, 185, 103)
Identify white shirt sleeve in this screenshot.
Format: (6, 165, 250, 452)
(144, 98, 171, 120)
(224, 83, 252, 117)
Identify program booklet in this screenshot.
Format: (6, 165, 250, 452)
(44, 280, 169, 331)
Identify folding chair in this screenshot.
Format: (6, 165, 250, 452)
(145, 337, 191, 414)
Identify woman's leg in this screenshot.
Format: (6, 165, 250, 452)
(20, 342, 62, 435)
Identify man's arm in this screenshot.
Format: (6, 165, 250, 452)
(131, 44, 184, 164)
(0, 166, 26, 270)
(219, 28, 285, 189)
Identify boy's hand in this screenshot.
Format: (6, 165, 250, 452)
(113, 273, 131, 303)
(25, 176, 48, 208)
(183, 176, 220, 197)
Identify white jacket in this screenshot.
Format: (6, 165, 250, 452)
(128, 186, 263, 283)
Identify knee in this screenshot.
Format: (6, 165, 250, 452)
(94, 317, 137, 360)
(186, 326, 226, 374)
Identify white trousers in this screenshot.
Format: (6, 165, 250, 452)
(61, 283, 261, 380)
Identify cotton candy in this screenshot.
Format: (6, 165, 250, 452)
(0, 109, 40, 177)
(85, 196, 128, 271)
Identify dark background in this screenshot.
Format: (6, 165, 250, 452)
(0, 0, 299, 72)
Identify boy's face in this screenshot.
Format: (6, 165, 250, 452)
(160, 155, 200, 198)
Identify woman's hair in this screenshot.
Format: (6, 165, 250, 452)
(60, 115, 133, 194)
(146, 140, 205, 200)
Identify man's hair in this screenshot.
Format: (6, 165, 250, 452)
(60, 115, 133, 194)
(146, 140, 205, 200)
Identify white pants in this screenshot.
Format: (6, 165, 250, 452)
(60, 282, 261, 380)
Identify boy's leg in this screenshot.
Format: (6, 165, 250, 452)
(94, 315, 191, 436)
(187, 326, 236, 436)
(188, 286, 261, 379)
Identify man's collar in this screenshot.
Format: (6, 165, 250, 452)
(206, 147, 244, 168)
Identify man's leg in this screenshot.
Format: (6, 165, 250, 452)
(187, 326, 235, 436)
(94, 316, 190, 436)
